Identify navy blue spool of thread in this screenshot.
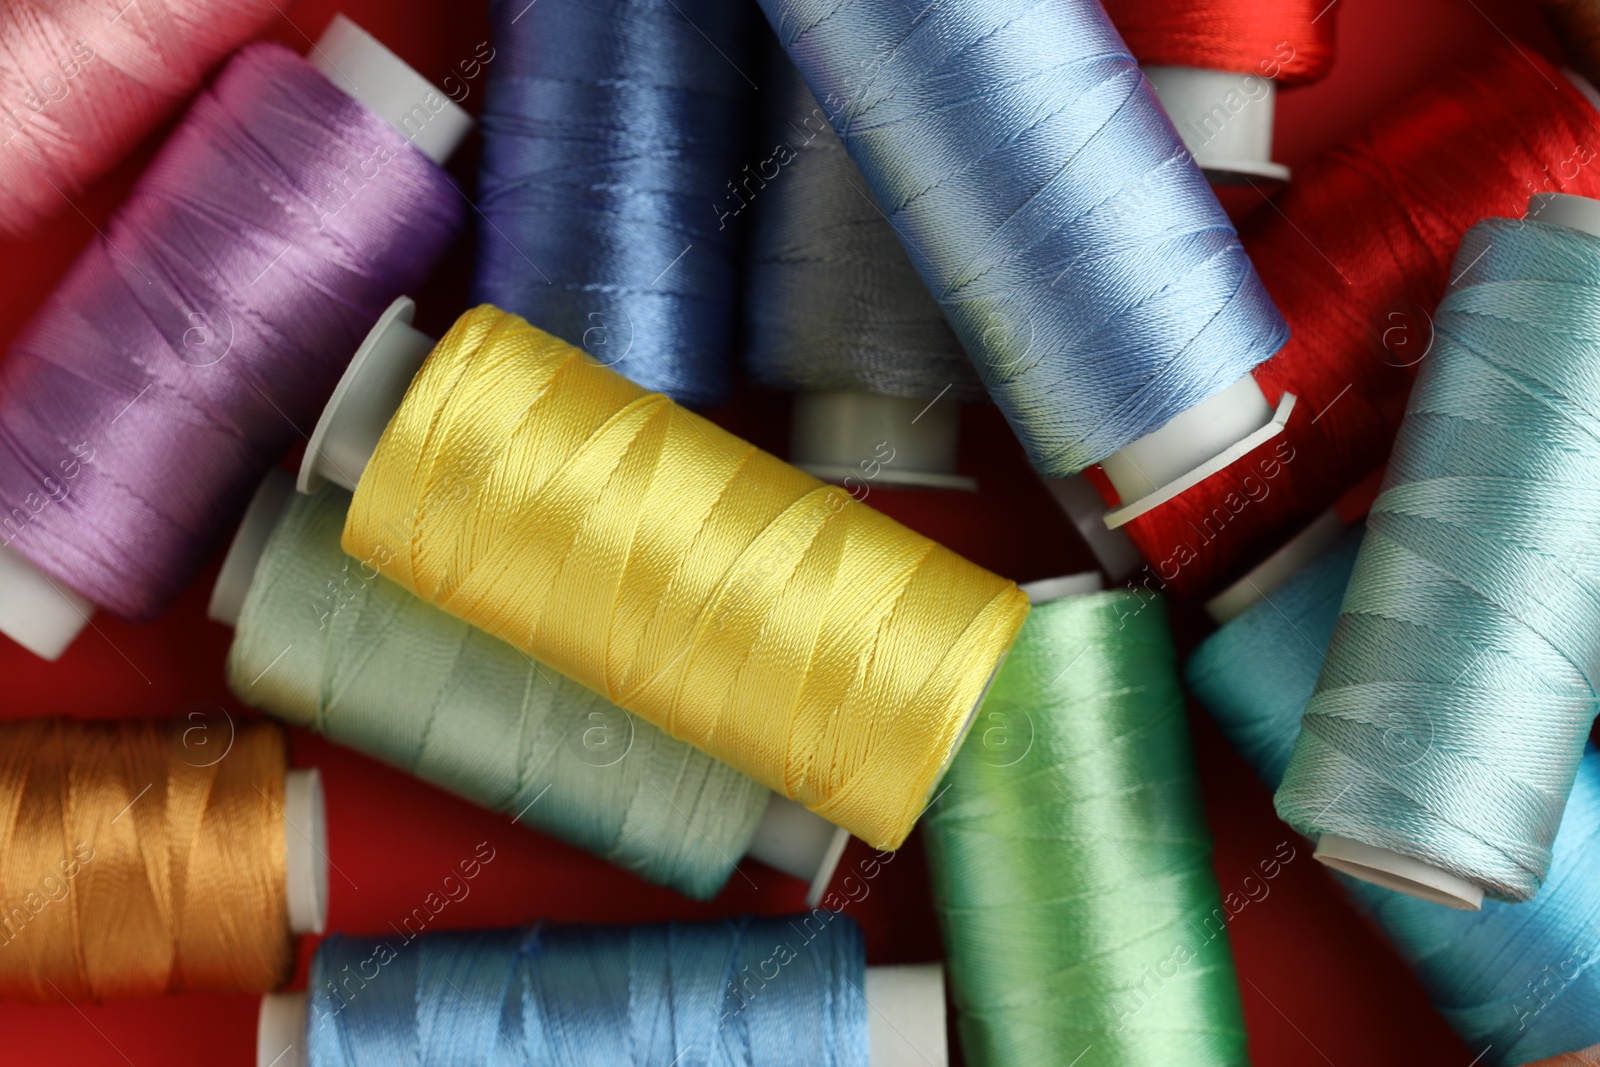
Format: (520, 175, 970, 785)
(754, 0, 1289, 477)
(301, 917, 870, 1066)
(474, 0, 756, 407)
(1188, 530, 1600, 1067)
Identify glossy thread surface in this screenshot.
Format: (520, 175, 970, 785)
(1277, 218, 1600, 902)
(924, 590, 1248, 1067)
(343, 305, 1030, 850)
(1190, 530, 1600, 1066)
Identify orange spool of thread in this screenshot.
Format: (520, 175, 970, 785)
(0, 717, 325, 1002)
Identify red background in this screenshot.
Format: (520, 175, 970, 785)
(0, 0, 1574, 1063)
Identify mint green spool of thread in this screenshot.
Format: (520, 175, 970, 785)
(224, 483, 769, 900)
(1277, 212, 1600, 905)
(922, 587, 1248, 1067)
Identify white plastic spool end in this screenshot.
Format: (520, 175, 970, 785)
(1204, 507, 1345, 624)
(209, 469, 296, 627)
(746, 793, 851, 908)
(791, 391, 975, 491)
(309, 14, 472, 166)
(1043, 474, 1143, 582)
(257, 992, 309, 1067)
(1102, 376, 1295, 529)
(866, 964, 949, 1067)
(301, 297, 436, 494)
(1314, 834, 1483, 911)
(259, 967, 947, 1067)
(0, 544, 93, 661)
(1530, 192, 1600, 238)
(1019, 572, 1103, 604)
(284, 769, 330, 935)
(1143, 66, 1288, 184)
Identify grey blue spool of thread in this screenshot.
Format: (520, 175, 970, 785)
(1275, 216, 1600, 903)
(743, 49, 982, 404)
(754, 0, 1288, 477)
(225, 484, 768, 901)
(1189, 529, 1600, 1066)
(473, 0, 757, 408)
(305, 917, 868, 1066)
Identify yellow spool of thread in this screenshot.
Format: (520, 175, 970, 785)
(342, 305, 1029, 848)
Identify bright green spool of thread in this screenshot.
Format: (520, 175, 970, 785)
(923, 589, 1248, 1067)
(226, 485, 768, 900)
(1277, 215, 1600, 903)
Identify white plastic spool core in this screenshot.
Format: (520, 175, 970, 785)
(1019, 571, 1103, 604)
(1041, 475, 1142, 582)
(0, 544, 93, 661)
(299, 297, 434, 493)
(1102, 376, 1295, 529)
(257, 964, 948, 1067)
(308, 14, 472, 166)
(790, 391, 975, 491)
(1203, 507, 1345, 625)
(209, 469, 296, 627)
(1303, 189, 1600, 913)
(746, 793, 851, 908)
(1144, 66, 1287, 183)
(284, 769, 330, 935)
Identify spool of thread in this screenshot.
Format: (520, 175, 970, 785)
(0, 716, 325, 1003)
(0, 16, 467, 663)
(743, 47, 983, 490)
(1275, 199, 1600, 908)
(1090, 41, 1600, 597)
(256, 917, 949, 1067)
(214, 470, 849, 903)
(1102, 0, 1339, 181)
(923, 578, 1249, 1067)
(300, 300, 1030, 851)
(756, 0, 1290, 493)
(1189, 528, 1600, 1067)
(0, 0, 280, 237)
(472, 0, 756, 408)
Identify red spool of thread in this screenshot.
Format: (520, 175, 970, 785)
(1089, 39, 1600, 598)
(1101, 0, 1337, 85)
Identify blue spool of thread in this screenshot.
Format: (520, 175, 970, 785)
(295, 917, 872, 1066)
(474, 0, 756, 407)
(753, 0, 1288, 477)
(1188, 528, 1600, 1067)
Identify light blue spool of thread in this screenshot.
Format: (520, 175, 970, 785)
(473, 0, 757, 408)
(295, 917, 872, 1066)
(1189, 528, 1600, 1066)
(753, 0, 1288, 478)
(1275, 206, 1600, 905)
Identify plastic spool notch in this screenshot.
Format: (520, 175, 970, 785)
(284, 769, 330, 935)
(790, 391, 975, 491)
(308, 14, 472, 166)
(257, 965, 949, 1067)
(1102, 375, 1295, 529)
(209, 469, 296, 626)
(1144, 66, 1288, 183)
(0, 544, 93, 660)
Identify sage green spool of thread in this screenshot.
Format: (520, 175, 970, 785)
(1277, 214, 1600, 904)
(226, 485, 768, 900)
(923, 589, 1248, 1067)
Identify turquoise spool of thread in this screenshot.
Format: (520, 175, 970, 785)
(923, 580, 1249, 1067)
(1190, 524, 1600, 1066)
(1276, 201, 1600, 907)
(215, 473, 847, 902)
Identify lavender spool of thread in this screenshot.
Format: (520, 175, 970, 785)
(0, 18, 467, 660)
